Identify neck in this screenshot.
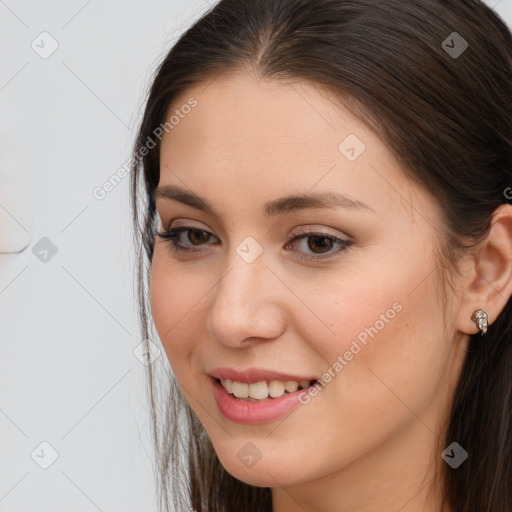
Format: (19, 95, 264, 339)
(271, 416, 451, 512)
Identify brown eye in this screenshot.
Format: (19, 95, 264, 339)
(285, 231, 352, 261)
(156, 227, 218, 253)
(188, 229, 211, 245)
(307, 235, 334, 254)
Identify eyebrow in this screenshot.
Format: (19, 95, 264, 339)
(153, 184, 375, 216)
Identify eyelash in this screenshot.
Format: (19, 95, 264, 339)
(155, 226, 353, 261)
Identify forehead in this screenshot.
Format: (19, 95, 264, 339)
(162, 72, 365, 162)
(157, 72, 431, 224)
(164, 74, 369, 170)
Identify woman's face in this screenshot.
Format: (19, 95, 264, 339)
(150, 73, 467, 497)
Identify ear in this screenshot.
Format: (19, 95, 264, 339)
(457, 204, 512, 335)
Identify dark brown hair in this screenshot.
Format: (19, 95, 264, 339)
(130, 1, 512, 510)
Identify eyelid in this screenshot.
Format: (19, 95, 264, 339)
(163, 221, 352, 246)
(166, 219, 211, 231)
(289, 224, 353, 241)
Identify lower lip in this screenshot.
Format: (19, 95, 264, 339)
(211, 377, 314, 424)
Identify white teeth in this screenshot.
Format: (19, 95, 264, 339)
(223, 379, 233, 393)
(268, 381, 285, 397)
(284, 380, 299, 393)
(249, 381, 269, 399)
(232, 381, 249, 398)
(220, 378, 314, 400)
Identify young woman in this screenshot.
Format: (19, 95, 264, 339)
(130, 1, 512, 510)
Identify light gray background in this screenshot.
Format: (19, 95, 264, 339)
(1, 0, 511, 510)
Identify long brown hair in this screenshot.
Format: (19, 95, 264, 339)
(130, 1, 512, 510)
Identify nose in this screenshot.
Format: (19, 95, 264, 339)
(206, 249, 286, 348)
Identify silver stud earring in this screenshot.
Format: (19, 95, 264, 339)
(471, 308, 488, 335)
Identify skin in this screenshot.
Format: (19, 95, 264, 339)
(149, 71, 512, 512)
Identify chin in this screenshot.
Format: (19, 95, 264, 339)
(216, 450, 309, 488)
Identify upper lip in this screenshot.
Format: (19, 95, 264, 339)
(208, 367, 318, 383)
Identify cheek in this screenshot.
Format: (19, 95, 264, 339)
(304, 244, 447, 384)
(149, 253, 203, 372)
(311, 265, 449, 429)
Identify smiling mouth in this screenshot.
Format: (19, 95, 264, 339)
(215, 377, 319, 401)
